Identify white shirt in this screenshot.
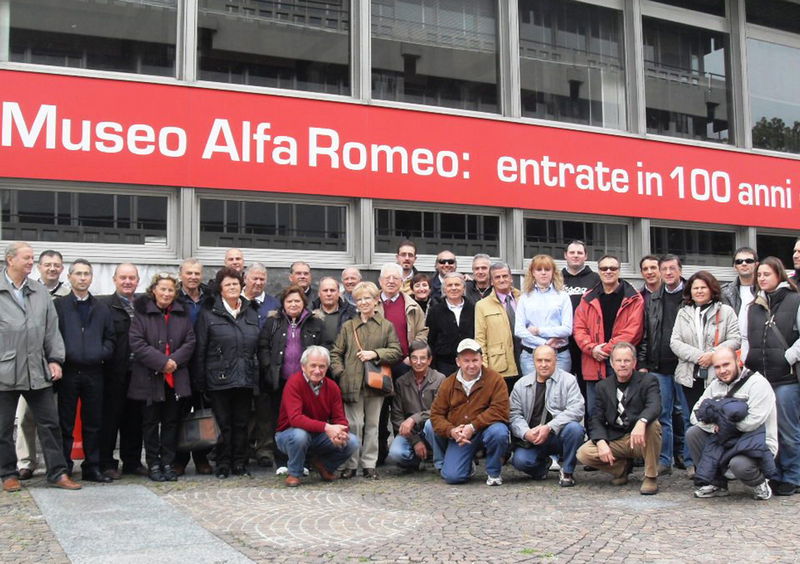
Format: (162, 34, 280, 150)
(446, 299, 465, 325)
(456, 369, 482, 396)
(223, 298, 242, 319)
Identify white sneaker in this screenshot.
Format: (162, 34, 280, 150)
(549, 458, 561, 472)
(275, 466, 288, 475)
(303, 467, 310, 476)
(694, 484, 729, 498)
(753, 480, 772, 500)
(486, 474, 503, 486)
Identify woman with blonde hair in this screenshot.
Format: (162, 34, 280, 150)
(514, 254, 573, 374)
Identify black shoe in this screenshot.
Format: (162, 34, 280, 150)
(771, 479, 797, 496)
(148, 465, 166, 482)
(674, 455, 687, 470)
(83, 469, 113, 483)
(233, 465, 252, 477)
(162, 465, 178, 481)
(216, 466, 230, 479)
(363, 468, 379, 480)
(583, 465, 598, 472)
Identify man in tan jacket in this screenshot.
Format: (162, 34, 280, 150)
(430, 339, 510, 485)
(475, 262, 522, 393)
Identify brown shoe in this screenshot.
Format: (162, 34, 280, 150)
(311, 459, 337, 482)
(3, 477, 21, 493)
(610, 459, 634, 486)
(51, 474, 81, 490)
(103, 469, 122, 481)
(640, 476, 659, 495)
(195, 462, 213, 475)
(18, 468, 34, 481)
(285, 475, 301, 487)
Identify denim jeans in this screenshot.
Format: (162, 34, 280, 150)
(519, 348, 571, 377)
(774, 382, 800, 485)
(653, 372, 686, 467)
(432, 421, 509, 484)
(511, 421, 584, 477)
(275, 427, 359, 478)
(387, 419, 443, 470)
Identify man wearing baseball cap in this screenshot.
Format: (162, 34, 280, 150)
(429, 338, 510, 485)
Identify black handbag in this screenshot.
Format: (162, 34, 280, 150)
(177, 403, 220, 452)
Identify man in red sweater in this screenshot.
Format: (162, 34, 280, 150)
(275, 346, 358, 487)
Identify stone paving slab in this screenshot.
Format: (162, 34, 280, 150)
(30, 484, 253, 564)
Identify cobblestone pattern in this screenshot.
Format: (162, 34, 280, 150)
(0, 475, 70, 564)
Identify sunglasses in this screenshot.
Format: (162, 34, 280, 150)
(598, 266, 620, 272)
(438, 259, 456, 265)
(734, 258, 756, 265)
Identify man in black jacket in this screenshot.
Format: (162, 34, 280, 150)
(54, 259, 115, 482)
(577, 342, 662, 495)
(426, 272, 475, 376)
(98, 263, 147, 479)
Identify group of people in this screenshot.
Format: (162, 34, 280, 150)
(1, 237, 799, 501)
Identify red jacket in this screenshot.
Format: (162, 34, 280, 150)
(276, 371, 349, 433)
(573, 281, 644, 381)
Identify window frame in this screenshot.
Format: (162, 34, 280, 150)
(648, 218, 739, 279)
(0, 179, 179, 263)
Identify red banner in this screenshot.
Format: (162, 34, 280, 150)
(1, 70, 798, 229)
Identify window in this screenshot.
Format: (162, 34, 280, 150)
(518, 0, 626, 130)
(375, 208, 499, 255)
(199, 198, 347, 251)
(643, 18, 731, 143)
(197, 0, 350, 95)
(650, 225, 734, 266)
(746, 0, 800, 34)
(651, 1, 725, 17)
(7, 0, 176, 76)
(524, 217, 628, 261)
(756, 233, 797, 265)
(372, 0, 499, 113)
(0, 189, 168, 245)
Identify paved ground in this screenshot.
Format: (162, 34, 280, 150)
(2, 463, 798, 563)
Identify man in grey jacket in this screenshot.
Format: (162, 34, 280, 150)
(0, 242, 80, 492)
(509, 345, 585, 487)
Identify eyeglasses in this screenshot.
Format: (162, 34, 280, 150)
(438, 259, 456, 265)
(598, 266, 620, 272)
(734, 258, 756, 265)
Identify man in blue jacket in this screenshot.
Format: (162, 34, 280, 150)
(54, 259, 115, 482)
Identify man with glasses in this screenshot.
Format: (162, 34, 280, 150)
(429, 250, 457, 304)
(574, 255, 644, 416)
(387, 340, 446, 472)
(722, 247, 758, 356)
(396, 241, 419, 295)
(637, 254, 686, 477)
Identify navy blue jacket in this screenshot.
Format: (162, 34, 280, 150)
(250, 294, 281, 329)
(54, 293, 115, 369)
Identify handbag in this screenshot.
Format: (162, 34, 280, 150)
(177, 400, 220, 452)
(353, 326, 394, 396)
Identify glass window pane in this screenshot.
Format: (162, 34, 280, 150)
(518, 0, 626, 129)
(650, 0, 725, 17)
(756, 233, 797, 265)
(650, 226, 734, 266)
(643, 18, 731, 143)
(374, 208, 499, 255)
(748, 39, 800, 154)
(746, 0, 800, 34)
(0, 189, 167, 245)
(200, 198, 347, 251)
(198, 0, 351, 95)
(524, 217, 627, 261)
(9, 0, 176, 76)
(372, 0, 499, 113)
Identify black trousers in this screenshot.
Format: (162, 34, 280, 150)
(264, 381, 288, 466)
(173, 396, 211, 469)
(378, 361, 408, 464)
(57, 367, 103, 472)
(141, 384, 181, 467)
(99, 369, 144, 471)
(0, 387, 67, 482)
(210, 388, 253, 469)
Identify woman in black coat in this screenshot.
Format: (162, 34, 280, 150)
(129, 272, 196, 482)
(193, 268, 261, 478)
(257, 285, 323, 470)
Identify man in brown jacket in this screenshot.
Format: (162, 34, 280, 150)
(430, 339, 510, 485)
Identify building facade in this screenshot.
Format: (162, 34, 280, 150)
(1, 0, 799, 292)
